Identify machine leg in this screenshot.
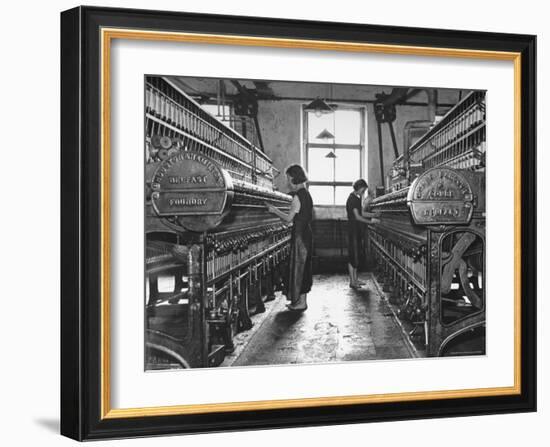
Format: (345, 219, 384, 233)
(238, 275, 253, 331)
(376, 120, 385, 185)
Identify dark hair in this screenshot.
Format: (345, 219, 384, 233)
(285, 164, 308, 185)
(353, 179, 368, 191)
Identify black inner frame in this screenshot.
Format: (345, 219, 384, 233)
(60, 6, 536, 441)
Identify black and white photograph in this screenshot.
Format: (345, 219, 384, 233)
(0, 0, 544, 443)
(144, 76, 486, 370)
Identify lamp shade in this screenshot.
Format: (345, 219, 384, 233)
(316, 129, 335, 139)
(325, 151, 337, 159)
(304, 97, 333, 115)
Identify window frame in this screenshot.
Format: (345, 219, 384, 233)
(302, 104, 367, 206)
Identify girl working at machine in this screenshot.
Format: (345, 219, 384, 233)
(265, 164, 313, 312)
(346, 179, 380, 289)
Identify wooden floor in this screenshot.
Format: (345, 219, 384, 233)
(224, 272, 417, 368)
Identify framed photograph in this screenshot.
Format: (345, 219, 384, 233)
(60, 6, 536, 441)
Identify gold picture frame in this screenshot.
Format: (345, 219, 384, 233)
(61, 6, 536, 440)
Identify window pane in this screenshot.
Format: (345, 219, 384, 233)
(201, 104, 229, 118)
(157, 275, 175, 293)
(201, 104, 234, 129)
(308, 185, 334, 205)
(308, 147, 334, 182)
(307, 111, 335, 144)
(335, 110, 361, 144)
(334, 149, 360, 182)
(335, 186, 353, 206)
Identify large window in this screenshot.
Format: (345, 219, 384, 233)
(304, 106, 366, 205)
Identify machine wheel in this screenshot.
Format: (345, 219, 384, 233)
(145, 331, 192, 369)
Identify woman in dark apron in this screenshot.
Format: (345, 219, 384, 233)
(266, 164, 313, 311)
(346, 179, 380, 289)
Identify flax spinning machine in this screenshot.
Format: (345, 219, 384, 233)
(367, 91, 486, 356)
(144, 76, 292, 369)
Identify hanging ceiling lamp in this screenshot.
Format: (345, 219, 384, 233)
(304, 97, 333, 117)
(305, 84, 334, 117)
(318, 128, 336, 157)
(306, 84, 336, 158)
(319, 127, 337, 159)
(316, 128, 335, 139)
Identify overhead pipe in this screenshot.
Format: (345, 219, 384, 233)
(380, 87, 410, 107)
(402, 89, 438, 168)
(230, 80, 266, 153)
(374, 88, 411, 184)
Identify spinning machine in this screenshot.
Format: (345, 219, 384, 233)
(144, 76, 292, 369)
(367, 91, 486, 356)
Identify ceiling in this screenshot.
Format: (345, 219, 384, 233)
(167, 76, 470, 108)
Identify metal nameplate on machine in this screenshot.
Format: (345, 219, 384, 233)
(151, 151, 234, 231)
(407, 168, 476, 225)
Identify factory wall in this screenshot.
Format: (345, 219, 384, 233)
(256, 99, 303, 192)
(257, 98, 434, 206)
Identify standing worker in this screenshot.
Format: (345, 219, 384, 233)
(265, 164, 313, 311)
(346, 179, 379, 289)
